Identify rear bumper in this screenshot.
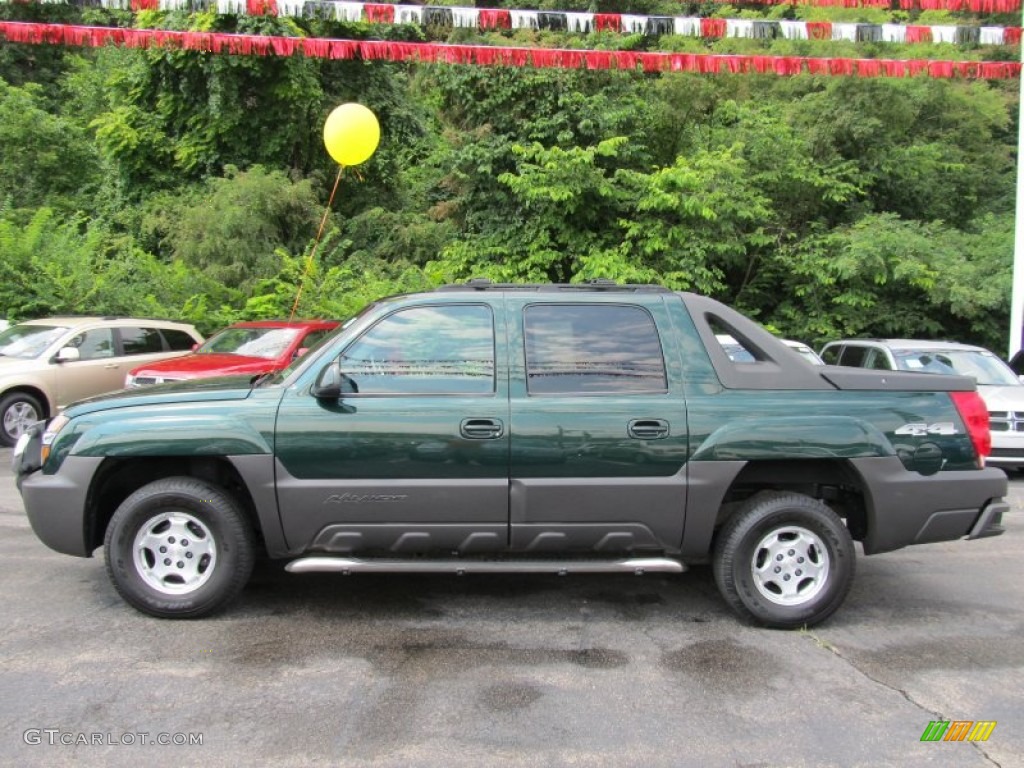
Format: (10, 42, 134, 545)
(966, 499, 1007, 540)
(851, 457, 1008, 555)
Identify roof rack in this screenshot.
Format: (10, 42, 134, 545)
(436, 278, 672, 294)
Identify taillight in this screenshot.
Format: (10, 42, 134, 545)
(950, 391, 991, 466)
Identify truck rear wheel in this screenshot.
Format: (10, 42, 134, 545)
(713, 491, 855, 629)
(104, 477, 255, 618)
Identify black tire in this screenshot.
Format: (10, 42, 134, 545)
(104, 477, 255, 618)
(0, 391, 43, 447)
(713, 491, 855, 629)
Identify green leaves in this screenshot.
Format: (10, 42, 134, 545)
(766, 212, 1012, 348)
(139, 165, 321, 294)
(0, 80, 102, 215)
(0, 209, 234, 328)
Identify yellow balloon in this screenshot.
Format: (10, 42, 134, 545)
(323, 103, 380, 166)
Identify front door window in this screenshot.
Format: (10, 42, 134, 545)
(339, 304, 495, 395)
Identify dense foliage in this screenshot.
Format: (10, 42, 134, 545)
(0, 2, 1018, 351)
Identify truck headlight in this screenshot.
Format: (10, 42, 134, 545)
(41, 412, 70, 464)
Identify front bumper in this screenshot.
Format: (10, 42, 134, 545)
(852, 457, 1009, 555)
(18, 456, 105, 557)
(985, 450, 1024, 471)
(11, 421, 44, 489)
(987, 429, 1024, 470)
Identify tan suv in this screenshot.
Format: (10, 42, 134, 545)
(0, 317, 202, 445)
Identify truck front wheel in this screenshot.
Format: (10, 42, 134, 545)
(713, 492, 855, 629)
(104, 477, 255, 618)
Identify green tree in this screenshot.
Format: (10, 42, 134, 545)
(0, 79, 102, 215)
(139, 165, 322, 295)
(0, 206, 236, 325)
(766, 212, 1012, 350)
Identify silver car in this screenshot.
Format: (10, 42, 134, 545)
(716, 334, 825, 365)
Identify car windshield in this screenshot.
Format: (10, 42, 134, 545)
(716, 334, 822, 365)
(0, 324, 68, 359)
(198, 327, 302, 360)
(892, 348, 1020, 386)
(262, 312, 366, 387)
(721, 341, 755, 362)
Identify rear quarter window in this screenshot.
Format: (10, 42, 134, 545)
(161, 328, 199, 351)
(119, 327, 166, 355)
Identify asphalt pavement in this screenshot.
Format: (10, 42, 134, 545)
(0, 448, 1021, 767)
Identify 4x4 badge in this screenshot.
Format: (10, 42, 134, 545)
(894, 423, 957, 436)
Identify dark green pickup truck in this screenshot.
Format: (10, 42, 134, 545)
(13, 282, 1008, 627)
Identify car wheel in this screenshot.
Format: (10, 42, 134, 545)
(0, 391, 43, 447)
(104, 477, 255, 618)
(713, 491, 855, 629)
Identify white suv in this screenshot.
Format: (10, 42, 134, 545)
(820, 339, 1024, 472)
(0, 317, 202, 445)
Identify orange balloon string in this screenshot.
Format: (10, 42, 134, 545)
(289, 165, 345, 321)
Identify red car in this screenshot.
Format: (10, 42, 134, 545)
(124, 320, 339, 387)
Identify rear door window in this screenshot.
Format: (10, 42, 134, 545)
(837, 345, 869, 367)
(523, 304, 667, 395)
(865, 349, 893, 370)
(119, 327, 166, 355)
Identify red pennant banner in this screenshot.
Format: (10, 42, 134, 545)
(0, 22, 1018, 79)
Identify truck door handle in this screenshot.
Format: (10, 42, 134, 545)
(628, 419, 669, 440)
(460, 418, 504, 440)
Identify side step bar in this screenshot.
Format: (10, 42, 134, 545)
(285, 557, 686, 576)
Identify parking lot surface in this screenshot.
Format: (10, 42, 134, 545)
(1, 447, 1021, 767)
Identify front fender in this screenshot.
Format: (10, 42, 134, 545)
(690, 416, 895, 461)
(62, 414, 271, 462)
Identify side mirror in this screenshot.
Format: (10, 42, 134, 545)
(296, 347, 309, 358)
(311, 362, 358, 399)
(55, 347, 80, 363)
(311, 362, 342, 399)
